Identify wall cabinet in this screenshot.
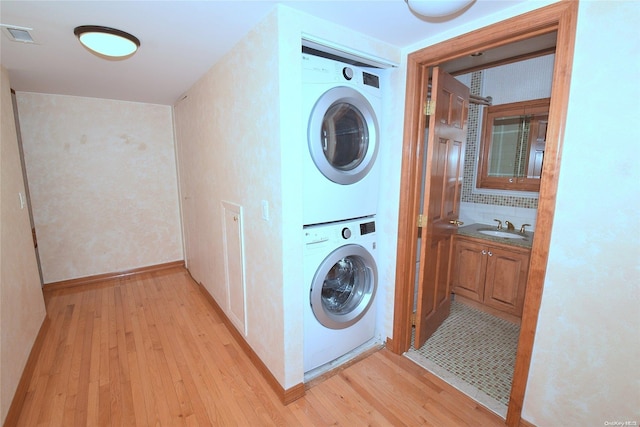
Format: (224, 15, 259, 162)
(476, 98, 550, 192)
(451, 236, 530, 318)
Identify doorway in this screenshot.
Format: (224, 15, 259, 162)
(388, 2, 578, 426)
(409, 53, 554, 416)
(11, 89, 44, 286)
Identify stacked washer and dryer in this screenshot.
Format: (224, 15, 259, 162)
(302, 51, 384, 374)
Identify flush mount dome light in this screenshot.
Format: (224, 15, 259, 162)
(405, 0, 474, 18)
(74, 25, 140, 60)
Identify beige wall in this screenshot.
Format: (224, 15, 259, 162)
(174, 9, 288, 385)
(0, 67, 47, 424)
(16, 93, 183, 283)
(522, 2, 640, 423)
(6, 2, 633, 423)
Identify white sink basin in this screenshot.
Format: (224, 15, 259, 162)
(478, 229, 526, 239)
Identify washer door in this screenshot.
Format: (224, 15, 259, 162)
(310, 244, 377, 330)
(308, 86, 379, 185)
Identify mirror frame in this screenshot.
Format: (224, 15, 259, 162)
(477, 97, 550, 192)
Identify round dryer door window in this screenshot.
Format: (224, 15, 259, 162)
(308, 86, 379, 185)
(310, 244, 378, 330)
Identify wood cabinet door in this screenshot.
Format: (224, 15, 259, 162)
(483, 246, 529, 316)
(451, 238, 486, 302)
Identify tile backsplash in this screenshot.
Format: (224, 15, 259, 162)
(459, 202, 537, 231)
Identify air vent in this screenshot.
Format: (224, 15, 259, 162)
(1, 25, 35, 43)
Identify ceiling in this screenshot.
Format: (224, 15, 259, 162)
(1, 0, 540, 105)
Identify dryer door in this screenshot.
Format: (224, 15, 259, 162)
(308, 86, 379, 185)
(310, 244, 377, 330)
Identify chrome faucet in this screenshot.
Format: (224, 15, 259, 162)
(493, 219, 502, 230)
(520, 223, 531, 234)
(505, 221, 515, 231)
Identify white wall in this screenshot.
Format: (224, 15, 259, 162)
(0, 67, 47, 424)
(16, 93, 183, 283)
(483, 54, 555, 105)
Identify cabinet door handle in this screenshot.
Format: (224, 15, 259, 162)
(487, 251, 493, 257)
(482, 250, 487, 255)
(449, 219, 464, 226)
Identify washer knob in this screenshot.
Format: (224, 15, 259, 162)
(342, 67, 354, 80)
(341, 227, 352, 239)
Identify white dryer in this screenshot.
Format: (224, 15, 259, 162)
(302, 52, 383, 226)
(303, 217, 378, 373)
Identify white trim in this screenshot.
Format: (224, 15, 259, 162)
(302, 33, 398, 69)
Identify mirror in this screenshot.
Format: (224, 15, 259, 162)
(477, 98, 550, 192)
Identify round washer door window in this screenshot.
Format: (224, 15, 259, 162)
(310, 244, 377, 330)
(308, 86, 379, 185)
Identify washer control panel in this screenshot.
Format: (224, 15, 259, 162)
(304, 218, 376, 246)
(360, 221, 376, 235)
(341, 227, 352, 239)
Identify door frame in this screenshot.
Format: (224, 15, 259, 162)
(388, 2, 578, 425)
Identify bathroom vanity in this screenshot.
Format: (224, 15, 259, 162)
(451, 223, 533, 322)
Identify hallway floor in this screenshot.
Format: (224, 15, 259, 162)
(406, 299, 520, 418)
(9, 267, 505, 426)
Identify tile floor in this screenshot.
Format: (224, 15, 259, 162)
(405, 300, 520, 418)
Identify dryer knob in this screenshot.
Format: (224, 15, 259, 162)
(342, 227, 352, 239)
(342, 67, 354, 80)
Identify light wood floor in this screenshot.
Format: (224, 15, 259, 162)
(12, 267, 505, 426)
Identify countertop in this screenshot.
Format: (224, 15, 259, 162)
(456, 223, 534, 249)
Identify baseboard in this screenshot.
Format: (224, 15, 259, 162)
(304, 343, 383, 390)
(43, 260, 185, 291)
(3, 315, 51, 426)
(192, 276, 305, 405)
(520, 418, 536, 427)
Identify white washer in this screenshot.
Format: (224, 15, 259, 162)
(302, 52, 383, 226)
(303, 217, 378, 373)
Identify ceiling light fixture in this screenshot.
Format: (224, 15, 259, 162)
(405, 0, 474, 18)
(74, 25, 140, 60)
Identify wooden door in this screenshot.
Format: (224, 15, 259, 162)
(414, 68, 469, 348)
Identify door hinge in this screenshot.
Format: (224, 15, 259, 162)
(417, 214, 425, 228)
(411, 312, 417, 326)
(424, 99, 435, 116)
